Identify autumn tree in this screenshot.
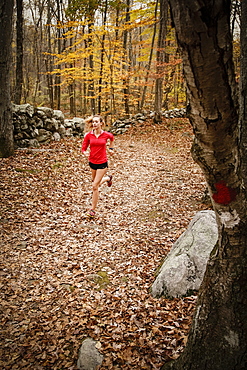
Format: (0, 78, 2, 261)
(0, 0, 14, 157)
(162, 0, 247, 369)
(10, 0, 184, 115)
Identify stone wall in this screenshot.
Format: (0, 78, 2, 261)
(12, 104, 85, 148)
(12, 104, 187, 148)
(109, 108, 187, 135)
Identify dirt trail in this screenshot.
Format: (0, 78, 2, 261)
(0, 120, 207, 369)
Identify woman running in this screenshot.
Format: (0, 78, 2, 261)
(82, 114, 114, 218)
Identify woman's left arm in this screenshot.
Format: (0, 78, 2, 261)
(108, 132, 114, 154)
(109, 139, 114, 150)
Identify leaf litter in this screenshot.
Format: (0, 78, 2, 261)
(0, 118, 209, 369)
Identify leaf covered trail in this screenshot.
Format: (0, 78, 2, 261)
(0, 119, 208, 369)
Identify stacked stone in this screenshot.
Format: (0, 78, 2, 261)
(109, 108, 187, 135)
(12, 104, 85, 148)
(12, 104, 187, 147)
(110, 112, 147, 135)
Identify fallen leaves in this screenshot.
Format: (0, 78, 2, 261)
(0, 118, 208, 369)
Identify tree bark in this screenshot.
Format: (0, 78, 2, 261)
(46, 0, 54, 109)
(240, 0, 247, 187)
(54, 0, 62, 110)
(88, 23, 95, 114)
(140, 0, 159, 111)
(0, 0, 14, 157)
(162, 1, 247, 369)
(123, 0, 130, 116)
(14, 0, 23, 105)
(98, 0, 108, 114)
(154, 0, 168, 119)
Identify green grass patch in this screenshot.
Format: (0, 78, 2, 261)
(94, 271, 110, 290)
(14, 168, 39, 174)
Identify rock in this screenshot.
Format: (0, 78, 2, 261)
(64, 119, 75, 129)
(52, 132, 61, 141)
(36, 109, 47, 119)
(135, 113, 146, 120)
(58, 124, 66, 136)
(77, 338, 104, 370)
(44, 118, 59, 132)
(64, 127, 73, 137)
(12, 103, 35, 117)
(16, 139, 30, 148)
(53, 109, 65, 123)
(28, 139, 40, 148)
(34, 117, 44, 128)
(72, 117, 85, 125)
(36, 129, 52, 143)
(32, 128, 39, 137)
(37, 106, 53, 118)
(151, 210, 218, 298)
(73, 117, 85, 133)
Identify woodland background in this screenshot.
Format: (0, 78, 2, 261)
(12, 0, 241, 119)
(1, 0, 246, 369)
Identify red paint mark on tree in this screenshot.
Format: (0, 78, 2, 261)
(212, 181, 236, 205)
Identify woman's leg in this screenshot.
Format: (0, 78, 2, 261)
(90, 169, 110, 185)
(91, 168, 107, 210)
(91, 168, 97, 182)
(100, 174, 111, 186)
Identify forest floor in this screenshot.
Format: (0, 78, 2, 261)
(0, 118, 209, 369)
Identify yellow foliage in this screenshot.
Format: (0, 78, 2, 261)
(44, 0, 183, 114)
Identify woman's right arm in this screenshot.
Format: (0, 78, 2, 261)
(82, 134, 90, 159)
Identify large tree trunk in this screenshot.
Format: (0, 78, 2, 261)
(0, 0, 14, 157)
(240, 0, 247, 187)
(162, 1, 247, 369)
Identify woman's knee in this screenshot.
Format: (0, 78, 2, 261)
(92, 182, 99, 191)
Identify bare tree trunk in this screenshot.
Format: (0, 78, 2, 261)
(87, 23, 96, 114)
(14, 0, 24, 105)
(0, 0, 14, 157)
(123, 0, 130, 116)
(46, 0, 54, 109)
(140, 0, 159, 111)
(68, 35, 76, 116)
(98, 0, 108, 114)
(162, 1, 247, 369)
(55, 0, 61, 110)
(154, 0, 168, 121)
(83, 57, 87, 115)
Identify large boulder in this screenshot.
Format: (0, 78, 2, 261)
(77, 338, 104, 370)
(151, 210, 218, 298)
